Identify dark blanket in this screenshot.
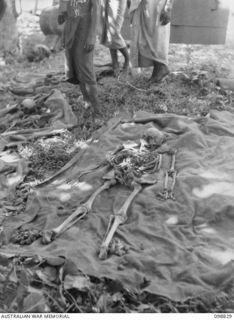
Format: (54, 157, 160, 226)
(1, 110, 234, 302)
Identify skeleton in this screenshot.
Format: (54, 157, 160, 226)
(41, 142, 160, 245)
(40, 126, 177, 258)
(99, 175, 157, 260)
(158, 149, 177, 200)
(42, 176, 117, 244)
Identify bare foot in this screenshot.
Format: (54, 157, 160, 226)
(113, 66, 121, 78)
(150, 64, 169, 83)
(66, 77, 80, 85)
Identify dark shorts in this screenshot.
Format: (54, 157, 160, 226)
(64, 16, 96, 85)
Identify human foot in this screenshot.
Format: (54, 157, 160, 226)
(150, 63, 169, 83)
(66, 77, 80, 85)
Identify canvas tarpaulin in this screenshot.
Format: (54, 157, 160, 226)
(1, 110, 234, 302)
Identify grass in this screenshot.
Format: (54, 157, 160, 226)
(0, 12, 234, 313)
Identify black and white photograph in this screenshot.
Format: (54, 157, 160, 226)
(0, 0, 234, 316)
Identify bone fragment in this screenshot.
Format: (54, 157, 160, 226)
(99, 182, 142, 260)
(168, 151, 176, 175)
(168, 170, 177, 200)
(42, 178, 116, 244)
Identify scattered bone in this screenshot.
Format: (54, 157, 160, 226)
(157, 154, 162, 171)
(41, 178, 117, 244)
(21, 98, 36, 111)
(11, 228, 41, 245)
(99, 175, 157, 260)
(162, 171, 169, 199)
(168, 171, 177, 200)
(158, 150, 177, 200)
(142, 127, 167, 149)
(38, 127, 177, 259)
(99, 181, 142, 260)
(109, 239, 129, 257)
(168, 151, 177, 200)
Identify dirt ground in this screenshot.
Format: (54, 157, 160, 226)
(0, 13, 234, 313)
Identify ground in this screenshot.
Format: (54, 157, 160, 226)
(0, 13, 234, 313)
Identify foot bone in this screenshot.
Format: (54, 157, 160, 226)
(99, 181, 142, 260)
(99, 175, 157, 260)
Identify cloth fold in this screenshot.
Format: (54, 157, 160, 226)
(1, 110, 234, 302)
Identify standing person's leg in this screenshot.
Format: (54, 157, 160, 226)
(64, 48, 80, 84)
(119, 46, 129, 72)
(74, 18, 99, 114)
(115, 0, 129, 73)
(150, 61, 169, 83)
(109, 47, 129, 76)
(109, 48, 120, 76)
(85, 83, 99, 114)
(107, 0, 129, 75)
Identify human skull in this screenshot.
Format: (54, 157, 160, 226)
(142, 127, 166, 148)
(21, 98, 36, 112)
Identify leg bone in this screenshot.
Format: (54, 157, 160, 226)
(162, 171, 169, 199)
(157, 171, 169, 200)
(168, 151, 176, 176)
(167, 151, 177, 200)
(42, 178, 116, 244)
(168, 170, 177, 200)
(157, 154, 162, 171)
(99, 182, 142, 260)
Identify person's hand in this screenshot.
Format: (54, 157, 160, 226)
(57, 12, 67, 25)
(160, 7, 172, 25)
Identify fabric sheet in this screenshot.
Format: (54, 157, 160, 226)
(1, 110, 234, 301)
(130, 0, 170, 67)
